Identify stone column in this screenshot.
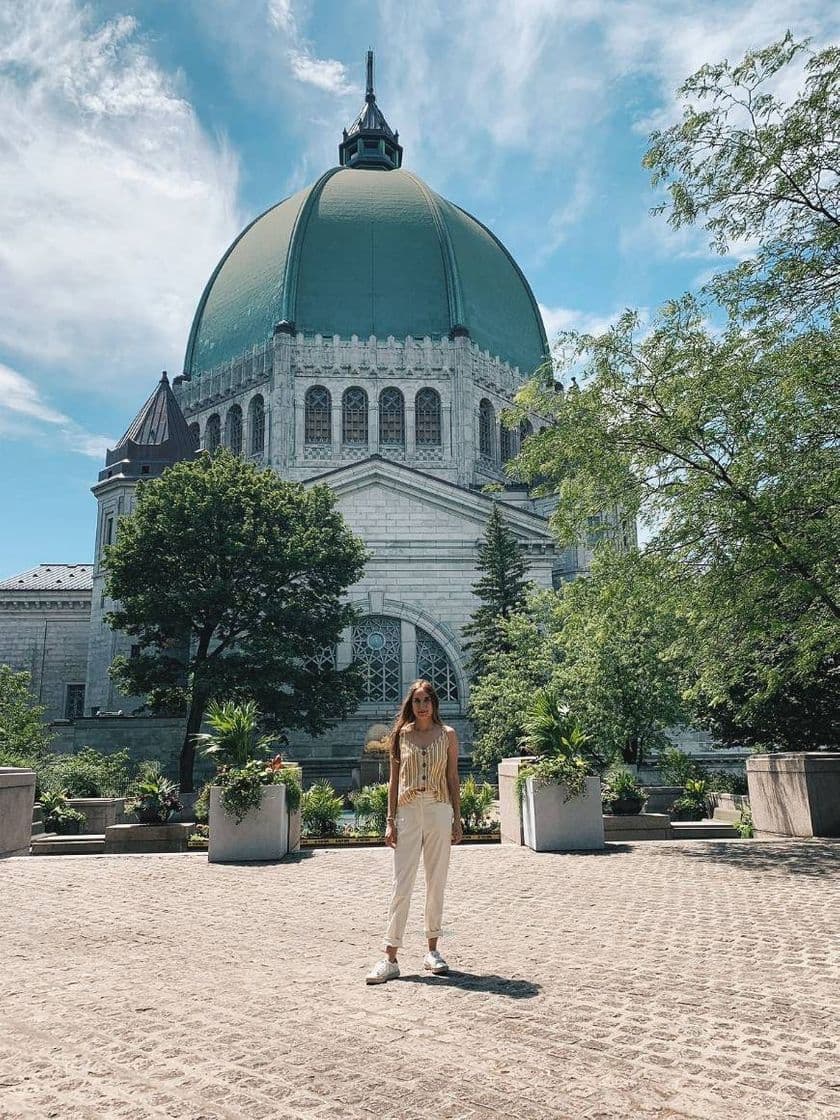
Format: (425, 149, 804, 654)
(368, 397, 379, 455)
(405, 401, 416, 459)
(401, 620, 417, 687)
(331, 398, 342, 453)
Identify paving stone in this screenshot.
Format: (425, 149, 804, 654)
(0, 839, 838, 1120)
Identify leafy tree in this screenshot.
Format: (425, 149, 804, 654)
(644, 34, 840, 323)
(105, 450, 367, 790)
(470, 550, 689, 771)
(513, 35, 840, 751)
(462, 503, 530, 679)
(0, 665, 53, 765)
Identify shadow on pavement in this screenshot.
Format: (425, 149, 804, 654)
(398, 971, 540, 998)
(664, 838, 839, 878)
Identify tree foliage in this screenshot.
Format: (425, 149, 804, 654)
(644, 34, 840, 322)
(0, 665, 53, 765)
(511, 36, 840, 751)
(471, 550, 688, 771)
(105, 451, 367, 789)
(462, 503, 530, 679)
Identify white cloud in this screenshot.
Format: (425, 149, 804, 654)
(0, 362, 111, 458)
(0, 1, 240, 400)
(289, 51, 353, 95)
(538, 303, 629, 341)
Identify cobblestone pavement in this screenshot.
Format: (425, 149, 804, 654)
(1, 839, 838, 1120)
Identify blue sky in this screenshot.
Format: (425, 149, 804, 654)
(1, 0, 836, 576)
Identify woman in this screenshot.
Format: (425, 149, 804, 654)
(366, 679, 463, 984)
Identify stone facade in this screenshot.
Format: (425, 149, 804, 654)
(0, 566, 92, 723)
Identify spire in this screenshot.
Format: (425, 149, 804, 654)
(339, 50, 403, 170)
(98, 371, 198, 482)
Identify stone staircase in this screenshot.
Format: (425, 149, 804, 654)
(30, 834, 106, 855)
(670, 820, 739, 840)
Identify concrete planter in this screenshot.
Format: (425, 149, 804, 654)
(67, 797, 126, 833)
(641, 786, 684, 814)
(521, 774, 605, 851)
(208, 784, 289, 862)
(709, 792, 750, 824)
(747, 753, 840, 838)
(105, 823, 193, 853)
(0, 767, 36, 858)
(604, 813, 671, 841)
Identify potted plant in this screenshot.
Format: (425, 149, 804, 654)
(301, 780, 344, 838)
(459, 775, 496, 836)
(40, 789, 87, 835)
(349, 782, 389, 834)
(669, 777, 709, 821)
(508, 688, 605, 852)
(209, 755, 302, 861)
(126, 769, 183, 824)
(602, 767, 645, 815)
(198, 701, 302, 862)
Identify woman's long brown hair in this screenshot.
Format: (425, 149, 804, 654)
(389, 679, 441, 761)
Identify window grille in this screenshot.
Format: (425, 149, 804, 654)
(416, 631, 460, 702)
(303, 645, 337, 675)
(352, 616, 402, 703)
(205, 414, 221, 451)
(249, 395, 265, 455)
(500, 426, 514, 463)
(305, 386, 332, 445)
(479, 399, 495, 460)
(342, 387, 368, 446)
(415, 388, 441, 446)
(379, 387, 405, 446)
(225, 405, 243, 455)
(64, 684, 85, 720)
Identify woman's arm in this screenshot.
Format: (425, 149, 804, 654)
(385, 754, 399, 848)
(446, 729, 463, 844)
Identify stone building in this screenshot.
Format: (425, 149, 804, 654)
(1, 56, 632, 782)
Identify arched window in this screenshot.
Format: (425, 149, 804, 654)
(352, 616, 402, 702)
(416, 388, 441, 446)
(500, 426, 514, 463)
(205, 414, 221, 452)
(305, 385, 331, 445)
(249, 395, 265, 456)
(479, 399, 495, 460)
(188, 422, 200, 449)
(225, 405, 243, 455)
(520, 418, 534, 444)
(379, 387, 405, 447)
(342, 387, 368, 446)
(416, 629, 459, 702)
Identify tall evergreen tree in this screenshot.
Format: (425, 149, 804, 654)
(462, 504, 529, 679)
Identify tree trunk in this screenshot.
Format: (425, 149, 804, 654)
(180, 681, 210, 792)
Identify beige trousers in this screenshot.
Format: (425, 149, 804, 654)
(384, 792, 454, 949)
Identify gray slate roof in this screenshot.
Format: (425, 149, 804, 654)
(0, 564, 94, 591)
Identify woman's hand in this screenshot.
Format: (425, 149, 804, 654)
(385, 820, 398, 848)
(451, 818, 463, 845)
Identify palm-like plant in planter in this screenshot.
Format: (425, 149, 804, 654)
(126, 765, 183, 824)
(196, 699, 302, 822)
(513, 687, 606, 851)
(602, 767, 645, 815)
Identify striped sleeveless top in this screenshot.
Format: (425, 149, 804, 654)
(397, 727, 450, 806)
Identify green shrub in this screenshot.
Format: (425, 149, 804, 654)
(301, 780, 344, 837)
(705, 768, 748, 795)
(39, 789, 87, 834)
(656, 746, 707, 787)
(45, 748, 132, 798)
(193, 781, 212, 825)
(349, 783, 389, 833)
(735, 804, 754, 838)
(602, 766, 644, 808)
(459, 775, 495, 832)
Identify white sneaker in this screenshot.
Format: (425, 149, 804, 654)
(423, 949, 449, 975)
(365, 958, 400, 985)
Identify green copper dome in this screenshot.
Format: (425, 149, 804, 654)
(184, 63, 547, 380)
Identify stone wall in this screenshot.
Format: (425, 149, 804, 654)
(0, 598, 91, 723)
